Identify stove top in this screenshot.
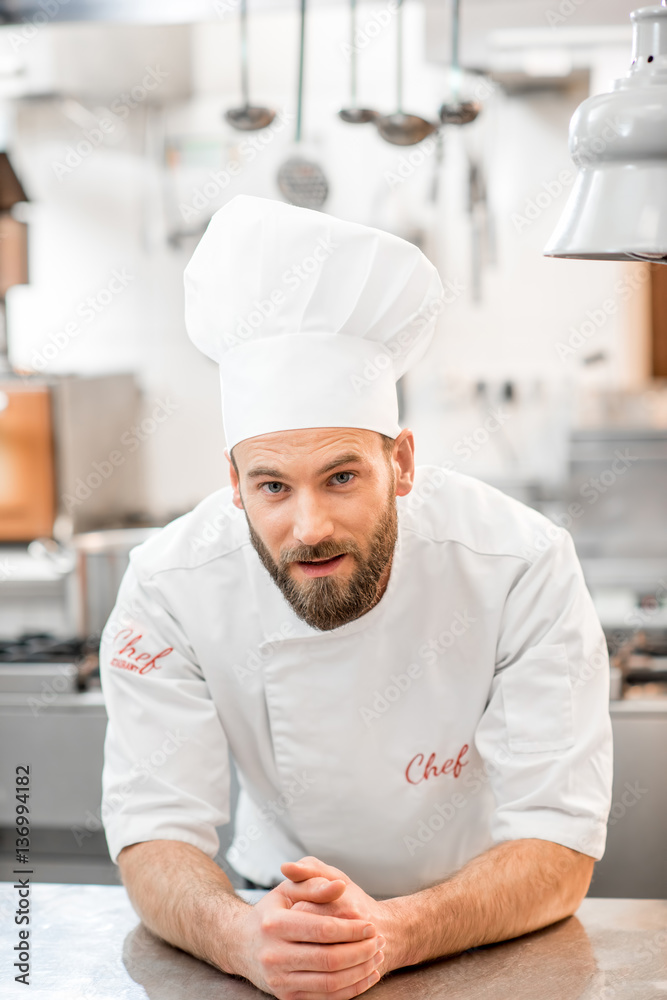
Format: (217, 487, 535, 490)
(0, 634, 90, 664)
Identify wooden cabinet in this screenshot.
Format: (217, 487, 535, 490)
(0, 384, 56, 540)
(651, 263, 667, 377)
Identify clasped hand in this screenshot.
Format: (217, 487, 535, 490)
(239, 856, 392, 1000)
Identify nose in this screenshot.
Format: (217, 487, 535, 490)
(291, 491, 335, 548)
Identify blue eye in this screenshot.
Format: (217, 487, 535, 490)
(332, 472, 354, 485)
(262, 482, 283, 494)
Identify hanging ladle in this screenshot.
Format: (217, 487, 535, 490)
(277, 0, 329, 209)
(225, 0, 276, 131)
(375, 0, 438, 146)
(439, 0, 480, 126)
(339, 0, 378, 124)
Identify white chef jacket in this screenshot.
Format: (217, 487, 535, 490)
(99, 466, 613, 898)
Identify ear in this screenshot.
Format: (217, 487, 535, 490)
(392, 429, 415, 497)
(225, 448, 244, 509)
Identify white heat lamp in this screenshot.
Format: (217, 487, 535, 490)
(544, 1, 667, 263)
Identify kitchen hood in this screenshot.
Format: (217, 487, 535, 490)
(0, 0, 218, 22)
(0, 0, 331, 22)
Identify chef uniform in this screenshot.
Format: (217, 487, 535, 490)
(100, 196, 613, 899)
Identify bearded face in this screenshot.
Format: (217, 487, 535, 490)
(247, 484, 398, 630)
(229, 427, 409, 632)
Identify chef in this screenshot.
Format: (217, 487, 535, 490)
(100, 195, 613, 1000)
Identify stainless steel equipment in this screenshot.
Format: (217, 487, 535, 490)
(438, 0, 481, 126)
(567, 428, 667, 560)
(591, 700, 667, 898)
(0, 634, 87, 694)
(1, 886, 665, 997)
(225, 0, 276, 132)
(276, 0, 329, 210)
(73, 527, 159, 641)
(338, 0, 378, 125)
(375, 0, 438, 146)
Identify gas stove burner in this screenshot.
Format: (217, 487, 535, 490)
(0, 633, 91, 664)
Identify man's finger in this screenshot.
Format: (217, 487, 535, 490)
(262, 909, 377, 944)
(279, 876, 347, 906)
(278, 936, 384, 974)
(282, 857, 350, 884)
(291, 899, 366, 921)
(285, 964, 382, 1000)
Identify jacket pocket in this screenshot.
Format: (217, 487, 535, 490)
(501, 643, 575, 753)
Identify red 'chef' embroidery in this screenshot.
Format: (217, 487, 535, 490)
(405, 744, 469, 784)
(110, 629, 173, 675)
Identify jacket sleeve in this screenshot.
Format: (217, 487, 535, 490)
(99, 557, 230, 864)
(474, 525, 613, 860)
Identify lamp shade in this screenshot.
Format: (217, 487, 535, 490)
(544, 1, 667, 263)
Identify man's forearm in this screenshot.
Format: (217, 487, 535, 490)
(382, 839, 594, 970)
(119, 841, 386, 1000)
(118, 840, 249, 975)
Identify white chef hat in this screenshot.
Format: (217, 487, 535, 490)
(184, 195, 444, 451)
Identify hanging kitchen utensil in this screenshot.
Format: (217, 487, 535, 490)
(225, 0, 276, 131)
(375, 0, 438, 146)
(467, 156, 484, 302)
(277, 0, 329, 209)
(429, 130, 445, 204)
(339, 0, 378, 124)
(438, 0, 480, 126)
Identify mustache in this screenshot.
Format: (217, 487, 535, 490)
(280, 539, 361, 567)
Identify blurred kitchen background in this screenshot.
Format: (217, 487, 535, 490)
(0, 0, 666, 898)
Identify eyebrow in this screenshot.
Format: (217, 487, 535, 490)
(246, 452, 365, 480)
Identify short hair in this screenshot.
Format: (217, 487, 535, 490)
(230, 432, 395, 477)
(380, 433, 395, 460)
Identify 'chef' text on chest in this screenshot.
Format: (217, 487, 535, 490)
(405, 744, 469, 785)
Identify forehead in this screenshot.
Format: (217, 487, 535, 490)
(233, 427, 383, 473)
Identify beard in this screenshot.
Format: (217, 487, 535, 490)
(245, 487, 398, 631)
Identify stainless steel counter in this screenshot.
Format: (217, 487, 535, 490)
(1, 883, 666, 999)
